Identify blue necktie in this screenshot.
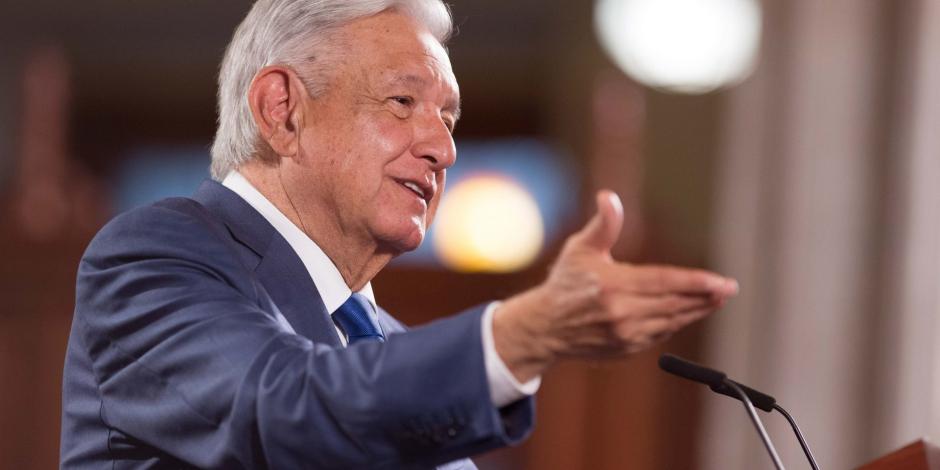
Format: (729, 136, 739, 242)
(334, 293, 385, 344)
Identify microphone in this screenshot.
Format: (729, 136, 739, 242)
(658, 354, 776, 411)
(659, 354, 821, 470)
(658, 354, 784, 469)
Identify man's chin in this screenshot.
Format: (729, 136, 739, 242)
(378, 224, 426, 256)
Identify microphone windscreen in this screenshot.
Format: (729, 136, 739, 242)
(658, 353, 727, 388)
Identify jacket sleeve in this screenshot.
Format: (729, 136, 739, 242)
(73, 202, 534, 469)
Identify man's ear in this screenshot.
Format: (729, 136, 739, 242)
(247, 66, 307, 160)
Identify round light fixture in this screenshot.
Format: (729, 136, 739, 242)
(595, 0, 762, 93)
(432, 174, 544, 273)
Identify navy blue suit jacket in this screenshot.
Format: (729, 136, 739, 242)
(60, 180, 534, 469)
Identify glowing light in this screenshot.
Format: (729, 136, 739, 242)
(594, 0, 762, 94)
(433, 175, 544, 273)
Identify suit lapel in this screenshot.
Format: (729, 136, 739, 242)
(254, 235, 340, 346)
(192, 180, 341, 347)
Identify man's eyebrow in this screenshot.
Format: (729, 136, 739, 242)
(390, 74, 428, 88)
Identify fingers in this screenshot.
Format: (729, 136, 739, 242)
(570, 292, 720, 346)
(566, 305, 718, 359)
(604, 264, 739, 297)
(605, 293, 719, 320)
(610, 294, 720, 337)
(615, 306, 717, 351)
(566, 190, 624, 253)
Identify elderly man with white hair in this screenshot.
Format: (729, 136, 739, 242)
(60, 0, 739, 468)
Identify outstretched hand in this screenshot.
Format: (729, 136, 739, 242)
(493, 190, 738, 382)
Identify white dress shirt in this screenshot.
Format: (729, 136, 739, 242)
(222, 171, 539, 407)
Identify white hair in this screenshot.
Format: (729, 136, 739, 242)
(209, 0, 453, 180)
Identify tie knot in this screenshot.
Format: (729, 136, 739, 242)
(334, 293, 385, 344)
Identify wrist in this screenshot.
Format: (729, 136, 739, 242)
(492, 286, 555, 382)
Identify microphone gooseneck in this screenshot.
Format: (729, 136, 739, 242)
(773, 404, 819, 470)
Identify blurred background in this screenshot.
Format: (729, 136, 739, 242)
(1, 0, 939, 468)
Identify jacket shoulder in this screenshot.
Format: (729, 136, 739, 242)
(79, 196, 256, 295)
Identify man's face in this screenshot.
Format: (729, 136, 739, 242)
(286, 11, 459, 256)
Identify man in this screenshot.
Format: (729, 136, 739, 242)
(61, 0, 739, 468)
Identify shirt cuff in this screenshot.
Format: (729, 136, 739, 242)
(481, 301, 541, 408)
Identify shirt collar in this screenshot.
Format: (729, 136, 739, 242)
(220, 171, 376, 314)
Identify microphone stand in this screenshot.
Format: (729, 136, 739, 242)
(724, 379, 785, 470)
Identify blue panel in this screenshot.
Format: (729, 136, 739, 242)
(112, 139, 579, 270)
(113, 145, 210, 213)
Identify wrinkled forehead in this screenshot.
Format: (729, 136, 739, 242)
(335, 10, 459, 91)
(375, 49, 458, 91)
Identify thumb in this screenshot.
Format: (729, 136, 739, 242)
(569, 190, 624, 253)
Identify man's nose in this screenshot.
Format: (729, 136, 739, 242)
(411, 113, 456, 170)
